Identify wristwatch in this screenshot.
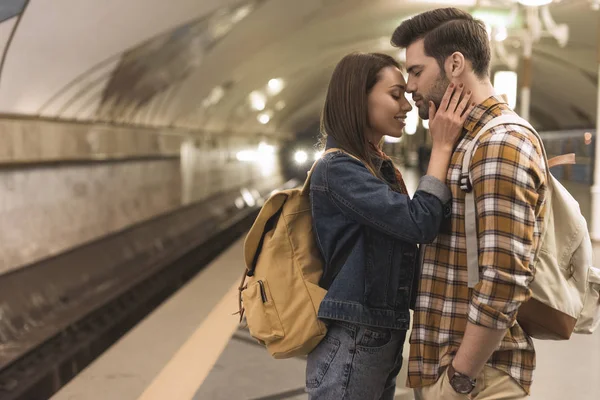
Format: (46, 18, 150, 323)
(447, 363, 476, 394)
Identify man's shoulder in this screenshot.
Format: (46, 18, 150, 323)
(477, 114, 542, 155)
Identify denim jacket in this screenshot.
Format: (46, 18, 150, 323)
(310, 139, 452, 330)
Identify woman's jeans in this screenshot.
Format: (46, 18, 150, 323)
(305, 321, 407, 400)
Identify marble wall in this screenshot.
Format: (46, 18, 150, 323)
(0, 119, 282, 275)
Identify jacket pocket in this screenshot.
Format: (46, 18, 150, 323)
(242, 279, 284, 344)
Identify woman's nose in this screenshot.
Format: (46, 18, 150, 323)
(401, 96, 412, 112)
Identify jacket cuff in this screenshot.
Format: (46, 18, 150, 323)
(417, 175, 452, 205)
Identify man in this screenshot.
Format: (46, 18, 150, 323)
(391, 8, 547, 399)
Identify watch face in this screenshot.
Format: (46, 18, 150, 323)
(451, 376, 474, 394)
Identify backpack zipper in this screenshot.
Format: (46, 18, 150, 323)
(257, 280, 268, 303)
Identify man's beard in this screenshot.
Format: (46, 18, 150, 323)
(418, 73, 451, 120)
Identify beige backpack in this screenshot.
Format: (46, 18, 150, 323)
(238, 148, 369, 358)
(462, 114, 600, 340)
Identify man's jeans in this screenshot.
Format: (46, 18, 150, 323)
(305, 321, 406, 400)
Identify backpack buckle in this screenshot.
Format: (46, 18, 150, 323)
(460, 173, 472, 193)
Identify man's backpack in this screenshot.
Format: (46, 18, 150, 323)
(238, 148, 363, 358)
(462, 114, 600, 340)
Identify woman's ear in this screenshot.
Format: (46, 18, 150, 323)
(444, 52, 466, 78)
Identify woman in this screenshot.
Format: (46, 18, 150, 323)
(306, 52, 473, 399)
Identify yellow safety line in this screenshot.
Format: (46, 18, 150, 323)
(138, 282, 240, 400)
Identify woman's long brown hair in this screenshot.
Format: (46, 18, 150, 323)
(320, 52, 400, 178)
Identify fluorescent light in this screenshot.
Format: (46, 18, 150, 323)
(275, 100, 286, 111)
(422, 119, 429, 129)
(494, 71, 518, 110)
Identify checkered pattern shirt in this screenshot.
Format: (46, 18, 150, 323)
(407, 96, 547, 394)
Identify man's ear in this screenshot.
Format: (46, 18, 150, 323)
(444, 52, 466, 78)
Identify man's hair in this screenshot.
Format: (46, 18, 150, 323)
(391, 8, 491, 78)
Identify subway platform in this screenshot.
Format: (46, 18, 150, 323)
(51, 170, 600, 400)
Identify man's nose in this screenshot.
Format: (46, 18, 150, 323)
(406, 77, 417, 94)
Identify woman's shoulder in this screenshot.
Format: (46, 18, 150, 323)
(321, 149, 368, 168)
(311, 150, 374, 192)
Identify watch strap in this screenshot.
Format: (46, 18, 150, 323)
(447, 363, 477, 393)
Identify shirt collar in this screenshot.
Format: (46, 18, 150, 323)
(463, 95, 509, 134)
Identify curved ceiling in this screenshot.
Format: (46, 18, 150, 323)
(0, 0, 596, 137)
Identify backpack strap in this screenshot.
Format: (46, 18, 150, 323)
(548, 153, 576, 168)
(460, 114, 574, 288)
(461, 116, 523, 288)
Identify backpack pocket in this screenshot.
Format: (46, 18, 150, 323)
(242, 279, 285, 344)
(575, 266, 600, 334)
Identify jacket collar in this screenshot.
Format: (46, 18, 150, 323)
(324, 135, 383, 170)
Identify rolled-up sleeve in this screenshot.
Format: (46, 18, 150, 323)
(467, 127, 546, 330)
(417, 175, 452, 217)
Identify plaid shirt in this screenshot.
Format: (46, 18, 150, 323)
(407, 96, 547, 394)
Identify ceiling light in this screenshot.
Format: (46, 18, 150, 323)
(267, 78, 285, 96)
(495, 26, 508, 42)
(257, 110, 273, 125)
(294, 150, 308, 165)
(516, 0, 553, 6)
(275, 100, 286, 111)
(202, 86, 225, 108)
(249, 91, 266, 111)
(232, 4, 253, 23)
(258, 113, 270, 124)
